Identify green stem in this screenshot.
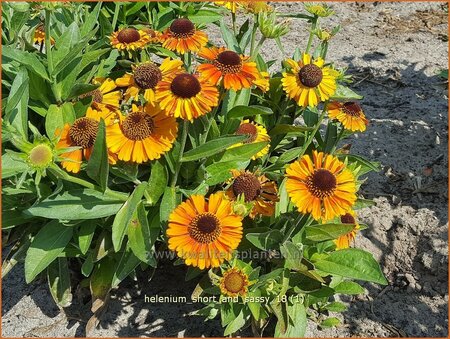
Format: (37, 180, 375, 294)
(305, 16, 318, 54)
(183, 52, 192, 72)
(201, 88, 224, 144)
(112, 3, 120, 31)
(283, 214, 313, 243)
(44, 10, 53, 75)
(299, 108, 326, 158)
(49, 166, 128, 201)
(249, 17, 258, 58)
(331, 125, 346, 153)
(231, 12, 237, 35)
(250, 36, 266, 60)
(321, 41, 329, 59)
(171, 120, 189, 188)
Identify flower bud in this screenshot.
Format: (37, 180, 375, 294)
(304, 3, 335, 17)
(28, 143, 54, 169)
(258, 12, 291, 39)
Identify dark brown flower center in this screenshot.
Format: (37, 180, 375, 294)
(235, 123, 258, 143)
(307, 169, 337, 198)
(342, 102, 362, 117)
(117, 28, 141, 43)
(188, 212, 221, 243)
(298, 64, 323, 88)
(224, 271, 245, 293)
(169, 18, 195, 38)
(68, 117, 99, 149)
(214, 51, 242, 74)
(122, 111, 155, 141)
(79, 89, 103, 103)
(170, 74, 201, 98)
(134, 63, 162, 89)
(232, 173, 261, 202)
(341, 213, 356, 224)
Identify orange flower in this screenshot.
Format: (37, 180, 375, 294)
(197, 47, 267, 91)
(167, 193, 243, 269)
(56, 108, 118, 173)
(161, 18, 208, 54)
(110, 27, 152, 51)
(327, 102, 368, 132)
(334, 210, 360, 249)
(225, 170, 278, 218)
(106, 103, 178, 164)
(285, 151, 357, 221)
(156, 73, 219, 121)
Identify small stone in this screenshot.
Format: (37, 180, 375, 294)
(392, 195, 401, 205)
(405, 273, 416, 286)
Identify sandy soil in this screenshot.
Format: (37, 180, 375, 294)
(2, 2, 448, 337)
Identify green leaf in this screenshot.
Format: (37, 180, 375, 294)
(86, 120, 109, 192)
(224, 310, 246, 336)
(269, 124, 313, 136)
(220, 18, 240, 52)
(127, 202, 156, 265)
(220, 141, 268, 162)
(227, 105, 273, 119)
(78, 220, 97, 255)
(90, 257, 114, 300)
(330, 84, 363, 100)
(25, 220, 73, 283)
(273, 301, 288, 336)
(320, 317, 341, 328)
(275, 146, 303, 165)
(315, 248, 388, 285)
(353, 198, 376, 209)
(338, 154, 381, 173)
(333, 280, 365, 295)
(2, 46, 50, 81)
(181, 135, 246, 162)
(2, 209, 35, 229)
(26, 189, 125, 220)
(324, 301, 347, 312)
(188, 10, 222, 24)
(246, 230, 283, 251)
(47, 257, 72, 307)
(52, 23, 81, 70)
(45, 103, 76, 139)
(160, 186, 177, 222)
(80, 2, 102, 36)
(145, 160, 168, 205)
(280, 242, 305, 271)
(283, 302, 307, 337)
(112, 247, 140, 287)
(205, 160, 249, 185)
(305, 223, 356, 242)
(81, 252, 94, 277)
(67, 83, 99, 100)
(5, 67, 29, 139)
(247, 289, 261, 320)
(324, 122, 338, 153)
(2, 153, 28, 179)
(112, 182, 148, 252)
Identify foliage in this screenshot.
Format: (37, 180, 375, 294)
(2, 1, 386, 337)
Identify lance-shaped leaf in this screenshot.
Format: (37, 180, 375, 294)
(25, 220, 73, 283)
(181, 135, 246, 162)
(86, 119, 109, 192)
(112, 182, 148, 252)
